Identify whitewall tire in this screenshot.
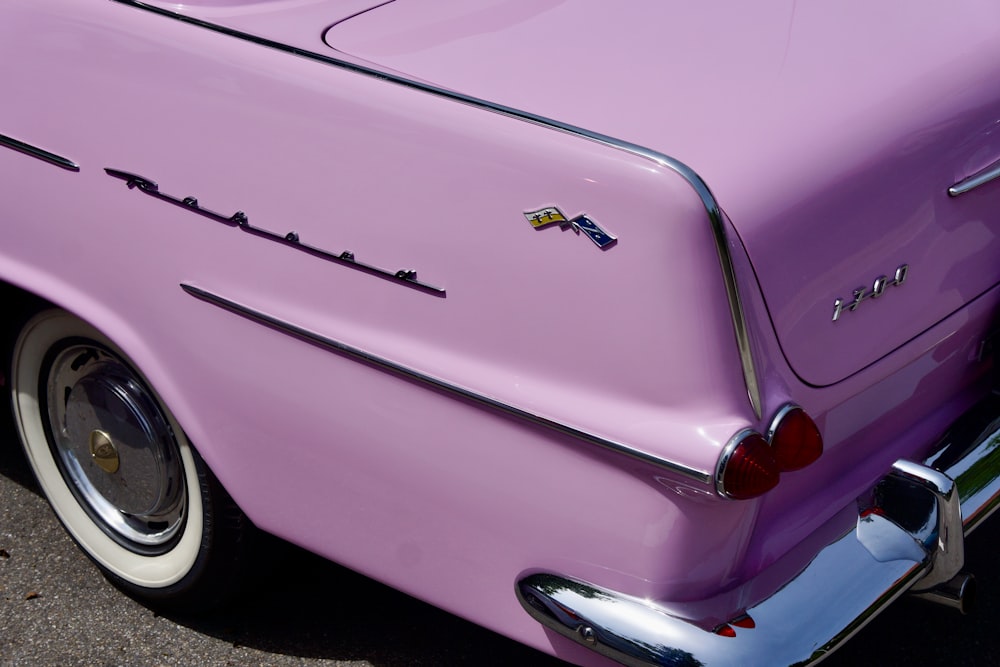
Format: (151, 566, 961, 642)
(9, 309, 249, 607)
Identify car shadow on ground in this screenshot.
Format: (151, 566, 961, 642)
(168, 550, 563, 666)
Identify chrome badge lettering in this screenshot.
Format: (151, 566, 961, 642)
(832, 264, 908, 322)
(524, 206, 617, 249)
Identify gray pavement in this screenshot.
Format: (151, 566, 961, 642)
(4, 403, 1000, 666)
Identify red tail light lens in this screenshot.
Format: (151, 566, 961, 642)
(718, 430, 780, 500)
(713, 624, 737, 638)
(769, 406, 823, 471)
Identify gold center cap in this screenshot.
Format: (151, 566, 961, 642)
(89, 430, 120, 474)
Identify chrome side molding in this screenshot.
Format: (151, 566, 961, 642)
(180, 283, 712, 484)
(0, 133, 80, 171)
(949, 158, 1000, 197)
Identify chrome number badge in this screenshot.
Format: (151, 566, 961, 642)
(832, 264, 908, 322)
(524, 207, 617, 249)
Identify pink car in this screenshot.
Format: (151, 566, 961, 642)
(4, 1, 1000, 665)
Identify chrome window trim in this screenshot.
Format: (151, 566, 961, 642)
(0, 133, 80, 171)
(180, 282, 712, 484)
(110, 0, 763, 419)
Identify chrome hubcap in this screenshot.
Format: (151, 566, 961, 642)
(43, 342, 186, 551)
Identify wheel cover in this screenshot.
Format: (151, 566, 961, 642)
(42, 342, 187, 553)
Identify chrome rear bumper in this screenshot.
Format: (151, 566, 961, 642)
(517, 395, 1000, 667)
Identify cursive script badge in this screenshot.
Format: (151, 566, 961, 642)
(524, 207, 617, 249)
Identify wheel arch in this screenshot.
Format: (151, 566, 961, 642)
(0, 270, 217, 489)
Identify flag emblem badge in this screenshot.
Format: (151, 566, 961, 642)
(523, 207, 617, 249)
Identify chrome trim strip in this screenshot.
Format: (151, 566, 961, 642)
(0, 133, 80, 171)
(180, 283, 712, 483)
(948, 158, 1000, 197)
(110, 0, 762, 418)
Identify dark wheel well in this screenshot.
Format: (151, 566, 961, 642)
(0, 281, 51, 425)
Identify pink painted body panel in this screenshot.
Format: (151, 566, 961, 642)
(4, 1, 1000, 665)
(322, 0, 1000, 386)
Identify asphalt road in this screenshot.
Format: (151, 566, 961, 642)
(4, 399, 1000, 666)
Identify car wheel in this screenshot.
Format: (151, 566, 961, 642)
(9, 308, 250, 608)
